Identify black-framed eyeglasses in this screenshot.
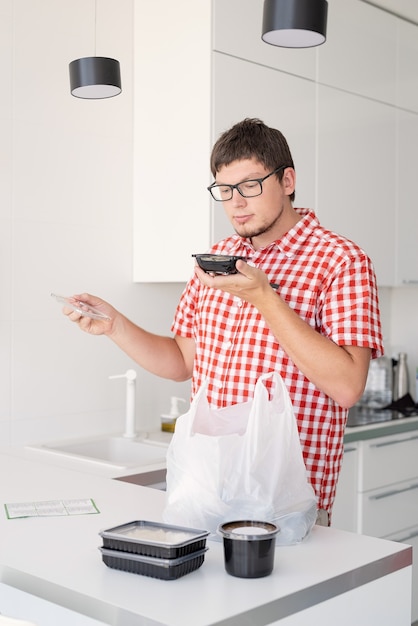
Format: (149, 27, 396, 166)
(207, 165, 289, 202)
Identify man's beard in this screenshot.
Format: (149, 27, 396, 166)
(233, 205, 284, 240)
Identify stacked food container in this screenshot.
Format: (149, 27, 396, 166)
(99, 520, 209, 580)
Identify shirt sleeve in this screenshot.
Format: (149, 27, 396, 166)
(320, 251, 383, 358)
(171, 274, 200, 339)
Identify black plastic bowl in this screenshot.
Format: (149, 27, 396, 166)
(192, 254, 247, 275)
(217, 520, 280, 578)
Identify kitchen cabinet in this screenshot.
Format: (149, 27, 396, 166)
(132, 0, 418, 286)
(213, 0, 316, 81)
(212, 52, 316, 243)
(397, 19, 418, 113)
(132, 0, 211, 282)
(332, 443, 358, 533)
(316, 84, 396, 286)
(360, 432, 418, 622)
(332, 423, 418, 622)
(387, 528, 418, 621)
(318, 0, 396, 105)
(396, 109, 418, 286)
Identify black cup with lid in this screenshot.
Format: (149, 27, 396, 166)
(217, 520, 280, 578)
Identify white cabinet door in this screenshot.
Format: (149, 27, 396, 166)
(317, 84, 397, 286)
(212, 53, 316, 243)
(133, 0, 211, 282)
(318, 0, 396, 105)
(360, 432, 418, 491)
(332, 443, 359, 532)
(360, 479, 418, 537)
(396, 109, 418, 286)
(213, 0, 317, 81)
(358, 431, 418, 537)
(397, 20, 418, 113)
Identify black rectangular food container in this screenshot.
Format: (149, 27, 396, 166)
(99, 520, 209, 558)
(99, 546, 208, 580)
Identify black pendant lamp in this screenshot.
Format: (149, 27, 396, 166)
(69, 56, 121, 99)
(262, 0, 328, 48)
(69, 0, 122, 99)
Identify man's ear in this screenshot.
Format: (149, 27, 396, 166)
(282, 167, 296, 196)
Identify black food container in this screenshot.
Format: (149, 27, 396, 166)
(99, 520, 209, 558)
(99, 547, 208, 580)
(192, 254, 247, 274)
(218, 520, 279, 578)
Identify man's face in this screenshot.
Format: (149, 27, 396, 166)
(214, 159, 294, 245)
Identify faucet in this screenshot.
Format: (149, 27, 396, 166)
(108, 369, 137, 439)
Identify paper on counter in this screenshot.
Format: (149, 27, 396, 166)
(4, 498, 100, 519)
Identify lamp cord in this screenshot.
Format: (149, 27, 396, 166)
(94, 0, 97, 56)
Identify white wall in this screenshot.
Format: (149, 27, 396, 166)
(0, 0, 190, 446)
(0, 0, 417, 448)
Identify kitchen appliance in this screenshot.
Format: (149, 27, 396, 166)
(392, 352, 410, 401)
(347, 352, 418, 427)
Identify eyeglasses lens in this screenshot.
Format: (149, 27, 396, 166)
(210, 180, 262, 201)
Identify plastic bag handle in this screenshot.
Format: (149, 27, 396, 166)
(184, 378, 210, 436)
(184, 372, 293, 437)
(253, 371, 292, 410)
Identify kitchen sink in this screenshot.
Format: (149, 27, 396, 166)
(26, 435, 168, 469)
(115, 468, 167, 490)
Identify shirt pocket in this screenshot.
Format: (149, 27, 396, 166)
(280, 288, 318, 323)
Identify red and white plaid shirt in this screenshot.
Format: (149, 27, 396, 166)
(172, 209, 383, 512)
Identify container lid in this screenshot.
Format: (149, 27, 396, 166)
(217, 520, 280, 541)
(99, 520, 209, 547)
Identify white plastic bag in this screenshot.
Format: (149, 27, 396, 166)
(162, 372, 318, 544)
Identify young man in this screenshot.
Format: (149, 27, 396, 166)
(64, 118, 383, 523)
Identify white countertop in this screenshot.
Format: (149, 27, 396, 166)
(0, 450, 412, 626)
(344, 414, 418, 442)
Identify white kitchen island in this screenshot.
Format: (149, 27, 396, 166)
(0, 451, 412, 626)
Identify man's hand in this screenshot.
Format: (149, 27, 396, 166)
(194, 260, 274, 306)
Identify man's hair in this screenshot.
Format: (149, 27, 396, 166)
(210, 118, 295, 201)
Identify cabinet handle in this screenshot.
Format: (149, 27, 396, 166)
(371, 434, 418, 448)
(395, 529, 418, 543)
(402, 280, 418, 284)
(344, 446, 357, 453)
(369, 483, 418, 500)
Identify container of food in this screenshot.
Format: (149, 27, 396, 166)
(192, 254, 247, 274)
(217, 520, 279, 578)
(99, 546, 208, 580)
(99, 520, 209, 558)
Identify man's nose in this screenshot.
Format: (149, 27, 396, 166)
(231, 187, 246, 205)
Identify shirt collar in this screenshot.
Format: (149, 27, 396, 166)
(227, 208, 319, 258)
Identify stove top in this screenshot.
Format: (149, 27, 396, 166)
(346, 407, 418, 427)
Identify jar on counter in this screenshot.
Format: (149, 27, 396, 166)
(359, 356, 392, 409)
